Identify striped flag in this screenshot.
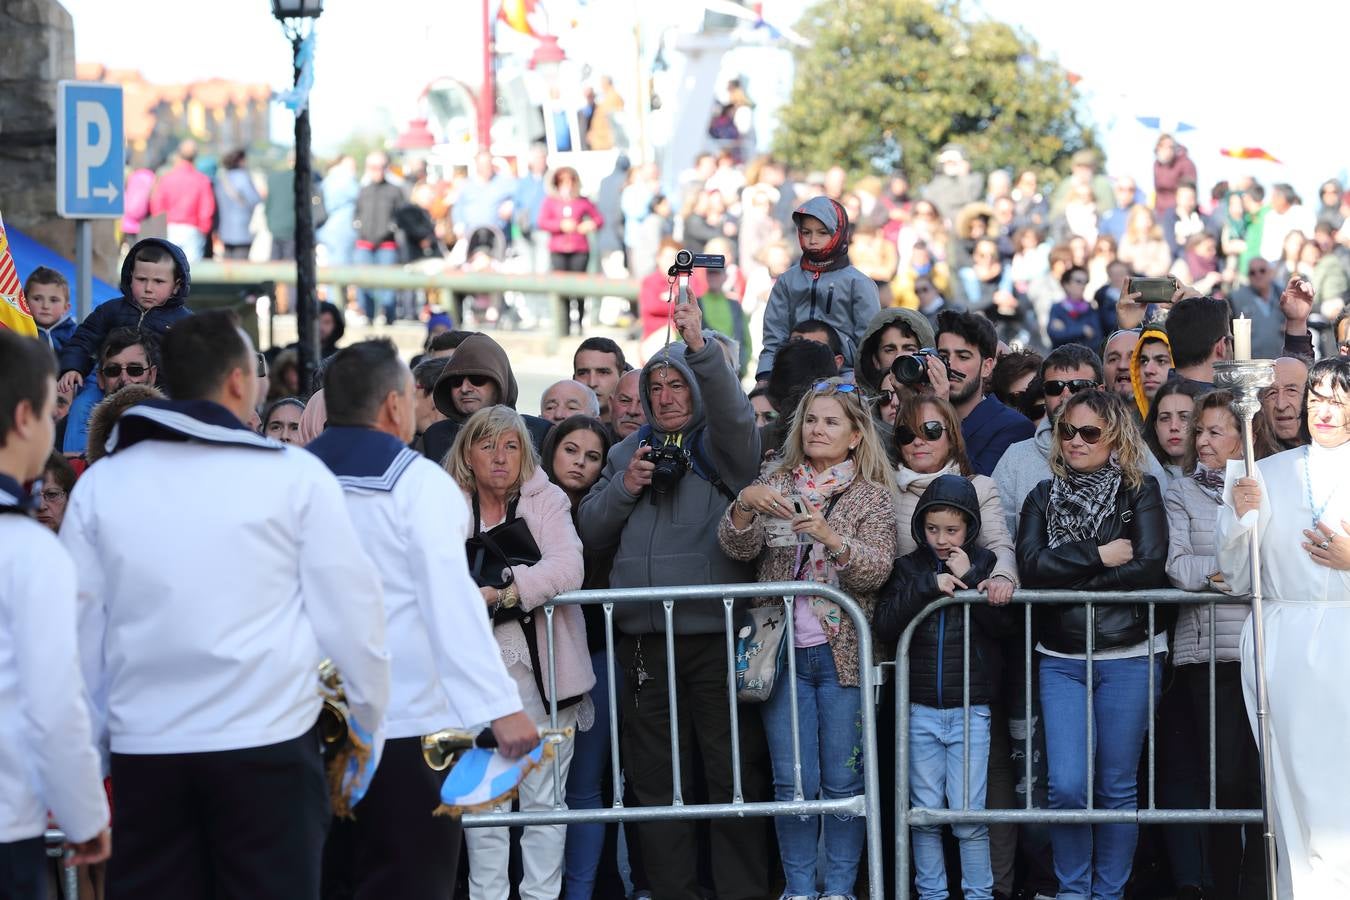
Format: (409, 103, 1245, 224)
(434, 730, 570, 816)
(1220, 147, 1281, 163)
(0, 212, 36, 337)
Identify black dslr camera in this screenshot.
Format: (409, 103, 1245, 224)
(638, 434, 690, 494)
(891, 348, 962, 387)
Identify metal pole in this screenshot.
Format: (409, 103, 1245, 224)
(478, 0, 495, 153)
(75, 220, 92, 322)
(1214, 359, 1279, 900)
(292, 33, 319, 396)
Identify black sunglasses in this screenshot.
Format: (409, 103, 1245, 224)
(876, 389, 900, 407)
(1043, 379, 1099, 397)
(101, 363, 150, 379)
(1057, 421, 1105, 444)
(449, 374, 493, 389)
(896, 420, 946, 445)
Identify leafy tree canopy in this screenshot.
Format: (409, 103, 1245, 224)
(773, 0, 1099, 184)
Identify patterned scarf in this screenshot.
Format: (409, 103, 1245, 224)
(790, 459, 856, 636)
(1191, 463, 1226, 503)
(797, 199, 851, 278)
(1047, 461, 1122, 548)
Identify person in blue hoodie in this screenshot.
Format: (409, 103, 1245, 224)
(1046, 266, 1103, 350)
(755, 196, 881, 380)
(25, 267, 77, 352)
(55, 238, 193, 454)
(874, 474, 1011, 900)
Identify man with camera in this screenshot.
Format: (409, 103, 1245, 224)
(578, 298, 769, 900)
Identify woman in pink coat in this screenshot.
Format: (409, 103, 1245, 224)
(445, 405, 593, 900)
(536, 167, 604, 335)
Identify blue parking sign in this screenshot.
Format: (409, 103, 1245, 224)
(57, 81, 125, 219)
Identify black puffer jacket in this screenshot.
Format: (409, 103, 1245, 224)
(1016, 474, 1169, 654)
(874, 475, 1011, 708)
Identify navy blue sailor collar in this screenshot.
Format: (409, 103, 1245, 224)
(107, 399, 283, 454)
(306, 425, 419, 492)
(0, 474, 36, 513)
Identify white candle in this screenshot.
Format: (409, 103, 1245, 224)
(1233, 314, 1252, 361)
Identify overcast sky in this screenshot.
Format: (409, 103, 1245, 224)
(61, 0, 1350, 199)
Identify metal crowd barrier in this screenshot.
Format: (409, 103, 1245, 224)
(461, 581, 886, 899)
(893, 589, 1264, 892)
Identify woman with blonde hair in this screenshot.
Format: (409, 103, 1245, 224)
(1117, 204, 1173, 277)
(718, 377, 897, 900)
(1015, 389, 1169, 900)
(445, 406, 593, 900)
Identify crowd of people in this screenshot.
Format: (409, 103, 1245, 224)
(6, 132, 1350, 900)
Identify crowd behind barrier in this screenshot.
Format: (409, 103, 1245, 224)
(8, 127, 1350, 900)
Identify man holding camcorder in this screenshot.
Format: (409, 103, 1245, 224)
(578, 296, 771, 900)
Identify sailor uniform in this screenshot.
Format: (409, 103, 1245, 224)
(0, 476, 108, 896)
(309, 426, 522, 899)
(61, 400, 391, 900)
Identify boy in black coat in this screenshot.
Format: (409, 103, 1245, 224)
(874, 473, 1010, 900)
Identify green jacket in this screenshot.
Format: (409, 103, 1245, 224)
(697, 291, 752, 377)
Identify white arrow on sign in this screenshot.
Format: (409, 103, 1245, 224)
(92, 184, 119, 203)
(75, 100, 112, 201)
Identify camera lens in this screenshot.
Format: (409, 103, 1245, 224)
(892, 354, 928, 385)
(675, 249, 694, 269)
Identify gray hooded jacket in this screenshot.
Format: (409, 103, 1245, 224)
(755, 196, 881, 378)
(578, 339, 760, 635)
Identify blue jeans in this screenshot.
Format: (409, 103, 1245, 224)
(760, 644, 864, 898)
(1039, 653, 1163, 900)
(563, 651, 620, 899)
(908, 704, 993, 900)
(354, 244, 399, 323)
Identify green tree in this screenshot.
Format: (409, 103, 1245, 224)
(773, 0, 1098, 184)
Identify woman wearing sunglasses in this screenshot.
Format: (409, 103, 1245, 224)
(1015, 389, 1169, 900)
(719, 378, 897, 900)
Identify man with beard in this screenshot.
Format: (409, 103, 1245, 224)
(935, 310, 1034, 475)
(1102, 328, 1140, 401)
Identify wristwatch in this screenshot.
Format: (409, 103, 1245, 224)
(735, 492, 755, 514)
(499, 583, 521, 609)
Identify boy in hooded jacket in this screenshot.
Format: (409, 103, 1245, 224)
(874, 474, 1010, 900)
(54, 239, 194, 455)
(754, 197, 880, 380)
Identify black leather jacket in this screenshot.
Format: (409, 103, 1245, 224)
(1016, 475, 1170, 654)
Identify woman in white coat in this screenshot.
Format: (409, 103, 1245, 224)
(1218, 357, 1350, 898)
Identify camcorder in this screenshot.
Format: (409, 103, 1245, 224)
(891, 348, 964, 388)
(638, 434, 690, 495)
(669, 249, 726, 276)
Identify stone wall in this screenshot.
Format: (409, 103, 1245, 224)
(0, 0, 118, 285)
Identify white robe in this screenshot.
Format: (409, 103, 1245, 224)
(1216, 442, 1350, 899)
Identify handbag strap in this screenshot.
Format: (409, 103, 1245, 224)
(790, 492, 845, 581)
(471, 492, 521, 536)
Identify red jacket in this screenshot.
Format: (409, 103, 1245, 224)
(536, 195, 603, 255)
(1152, 147, 1197, 213)
(150, 161, 216, 233)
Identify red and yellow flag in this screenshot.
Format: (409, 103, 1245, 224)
(498, 0, 540, 36)
(1220, 147, 1281, 164)
(0, 212, 37, 338)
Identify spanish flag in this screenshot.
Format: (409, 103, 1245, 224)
(0, 212, 37, 338)
(1220, 147, 1281, 164)
(498, 0, 540, 36)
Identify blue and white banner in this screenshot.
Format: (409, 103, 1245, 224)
(274, 33, 316, 114)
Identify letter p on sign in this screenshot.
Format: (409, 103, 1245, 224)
(57, 81, 125, 219)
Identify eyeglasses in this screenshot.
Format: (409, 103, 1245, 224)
(39, 488, 66, 504)
(256, 352, 268, 379)
(1057, 421, 1105, 444)
(1043, 379, 1099, 397)
(877, 389, 900, 407)
(101, 363, 150, 379)
(450, 374, 493, 389)
(813, 380, 857, 393)
(896, 420, 946, 445)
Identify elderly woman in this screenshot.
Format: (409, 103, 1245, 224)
(1164, 390, 1272, 897)
(1016, 389, 1169, 900)
(446, 406, 594, 900)
(718, 378, 897, 900)
(35, 451, 77, 533)
(1220, 357, 1350, 896)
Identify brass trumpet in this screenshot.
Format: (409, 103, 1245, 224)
(421, 729, 479, 771)
(316, 659, 349, 752)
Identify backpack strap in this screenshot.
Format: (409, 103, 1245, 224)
(636, 425, 736, 502)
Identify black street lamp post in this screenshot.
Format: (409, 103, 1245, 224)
(271, 0, 323, 396)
